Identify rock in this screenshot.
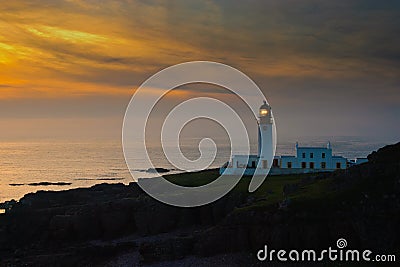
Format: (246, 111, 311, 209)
(2, 143, 400, 265)
(139, 236, 194, 264)
(0, 200, 17, 212)
(368, 142, 400, 164)
(27, 182, 72, 186)
(146, 168, 170, 173)
(49, 215, 74, 240)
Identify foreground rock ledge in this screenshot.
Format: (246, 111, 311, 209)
(0, 143, 399, 266)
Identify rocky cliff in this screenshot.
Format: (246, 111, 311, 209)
(0, 143, 399, 266)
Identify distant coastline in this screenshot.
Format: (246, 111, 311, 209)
(0, 137, 391, 203)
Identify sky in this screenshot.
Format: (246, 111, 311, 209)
(0, 0, 399, 142)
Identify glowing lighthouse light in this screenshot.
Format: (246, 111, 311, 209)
(260, 108, 268, 116)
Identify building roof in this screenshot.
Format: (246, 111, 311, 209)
(232, 154, 258, 158)
(332, 155, 345, 159)
(260, 100, 270, 110)
(297, 146, 330, 150)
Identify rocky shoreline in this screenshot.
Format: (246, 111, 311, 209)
(0, 142, 399, 266)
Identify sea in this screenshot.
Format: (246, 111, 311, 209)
(0, 136, 391, 203)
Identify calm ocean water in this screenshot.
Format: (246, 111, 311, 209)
(0, 137, 390, 202)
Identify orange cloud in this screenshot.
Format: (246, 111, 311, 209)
(0, 0, 398, 100)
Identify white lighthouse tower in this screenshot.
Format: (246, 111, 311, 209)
(219, 101, 275, 177)
(256, 101, 274, 174)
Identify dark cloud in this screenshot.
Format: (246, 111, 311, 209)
(0, 0, 399, 141)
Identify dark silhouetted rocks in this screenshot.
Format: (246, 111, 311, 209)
(146, 168, 170, 173)
(1, 143, 400, 266)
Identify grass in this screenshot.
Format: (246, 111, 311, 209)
(163, 169, 333, 211)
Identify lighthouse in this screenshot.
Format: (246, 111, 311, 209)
(219, 100, 275, 176)
(220, 100, 366, 177)
(256, 101, 273, 173)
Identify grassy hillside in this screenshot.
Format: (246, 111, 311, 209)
(163, 169, 332, 210)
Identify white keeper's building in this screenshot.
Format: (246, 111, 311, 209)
(220, 102, 368, 176)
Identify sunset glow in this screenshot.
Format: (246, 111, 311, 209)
(0, 0, 398, 140)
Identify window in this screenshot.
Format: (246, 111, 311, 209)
(301, 162, 306, 169)
(273, 159, 279, 167)
(310, 153, 314, 159)
(302, 152, 305, 158)
(262, 160, 268, 169)
(321, 162, 326, 169)
(251, 161, 256, 168)
(336, 162, 341, 169)
(237, 161, 245, 168)
(287, 162, 292, 168)
(322, 153, 326, 159)
(309, 162, 314, 169)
